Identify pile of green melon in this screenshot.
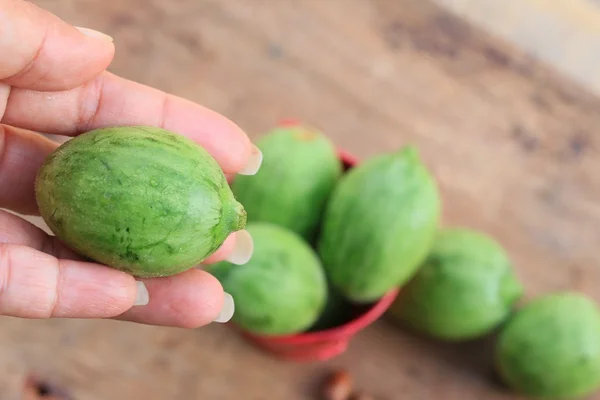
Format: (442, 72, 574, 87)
(211, 124, 600, 400)
(35, 124, 600, 400)
(207, 124, 442, 336)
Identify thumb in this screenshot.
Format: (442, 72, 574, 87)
(0, 0, 115, 91)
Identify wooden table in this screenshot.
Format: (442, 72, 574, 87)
(4, 0, 600, 399)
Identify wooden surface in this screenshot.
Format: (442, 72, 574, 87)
(3, 0, 600, 399)
(434, 0, 600, 96)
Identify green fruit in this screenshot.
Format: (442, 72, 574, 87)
(35, 125, 246, 278)
(207, 222, 327, 336)
(389, 228, 523, 341)
(496, 292, 600, 399)
(231, 125, 342, 242)
(317, 145, 440, 302)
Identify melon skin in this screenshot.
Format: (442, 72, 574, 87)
(35, 125, 247, 278)
(207, 222, 327, 336)
(317, 145, 440, 303)
(231, 125, 342, 242)
(389, 228, 523, 341)
(495, 292, 600, 399)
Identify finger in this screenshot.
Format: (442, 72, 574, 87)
(0, 124, 58, 215)
(0, 209, 81, 260)
(0, 243, 148, 319)
(2, 71, 262, 175)
(201, 234, 237, 265)
(1, 210, 236, 327)
(114, 268, 234, 328)
(0, 0, 114, 91)
(202, 230, 254, 265)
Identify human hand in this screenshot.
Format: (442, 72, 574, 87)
(0, 1, 261, 328)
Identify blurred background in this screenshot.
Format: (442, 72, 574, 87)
(6, 0, 600, 399)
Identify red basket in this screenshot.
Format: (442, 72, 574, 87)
(228, 119, 400, 362)
(235, 289, 399, 363)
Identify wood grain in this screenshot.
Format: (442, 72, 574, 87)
(2, 0, 600, 399)
(434, 0, 600, 94)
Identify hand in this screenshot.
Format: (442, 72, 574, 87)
(0, 1, 261, 328)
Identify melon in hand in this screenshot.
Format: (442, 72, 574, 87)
(35, 125, 247, 278)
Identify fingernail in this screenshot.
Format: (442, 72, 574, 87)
(213, 292, 235, 323)
(134, 281, 150, 306)
(226, 229, 253, 265)
(238, 145, 263, 175)
(75, 26, 114, 42)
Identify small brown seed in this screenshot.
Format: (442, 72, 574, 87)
(322, 369, 353, 400)
(22, 374, 71, 400)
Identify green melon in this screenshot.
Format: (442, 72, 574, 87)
(495, 292, 600, 399)
(231, 125, 342, 242)
(317, 145, 440, 302)
(35, 125, 247, 278)
(206, 222, 327, 336)
(389, 228, 523, 341)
